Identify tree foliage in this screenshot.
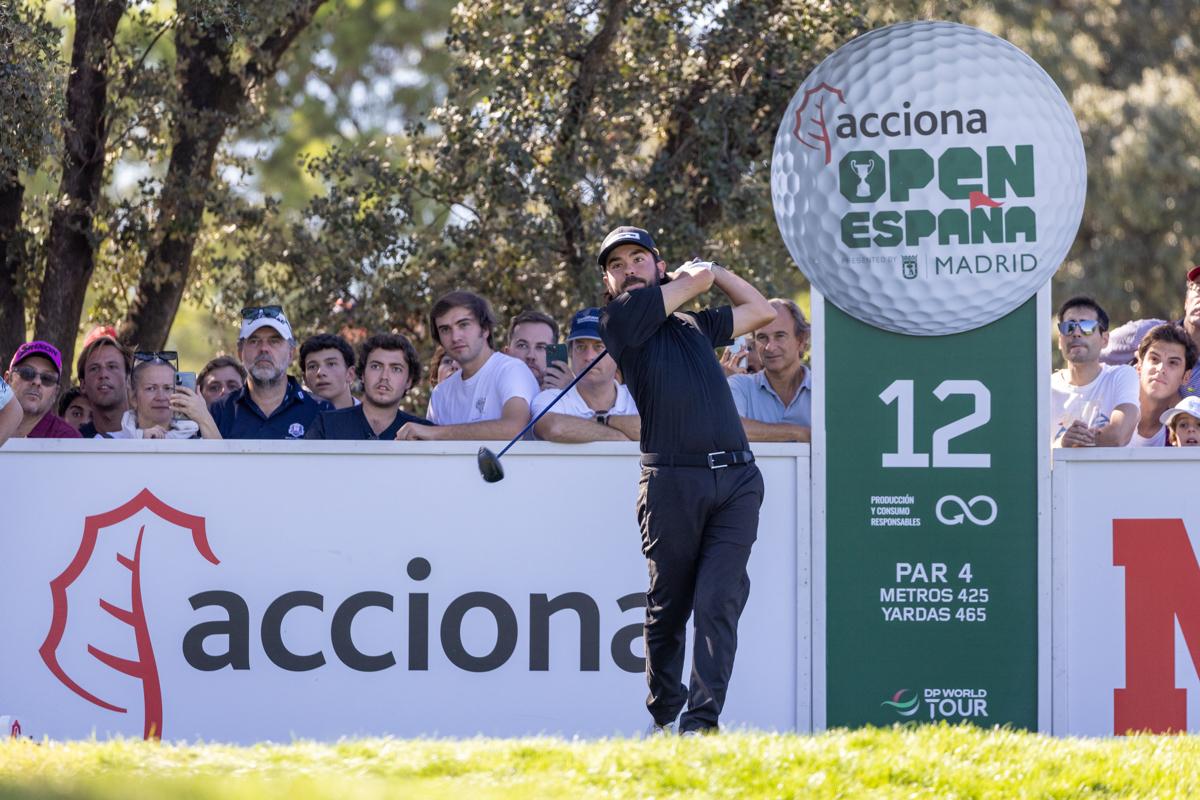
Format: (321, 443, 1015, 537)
(5, 0, 1198, 376)
(237, 0, 870, 350)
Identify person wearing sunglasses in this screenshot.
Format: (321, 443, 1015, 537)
(1051, 296, 1138, 448)
(3, 341, 81, 439)
(97, 352, 219, 439)
(208, 305, 331, 439)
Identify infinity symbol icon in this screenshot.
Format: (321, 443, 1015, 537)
(935, 495, 997, 526)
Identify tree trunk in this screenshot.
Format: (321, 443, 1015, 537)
(34, 0, 126, 374)
(0, 175, 25, 362)
(119, 0, 327, 350)
(117, 16, 241, 351)
(548, 0, 628, 303)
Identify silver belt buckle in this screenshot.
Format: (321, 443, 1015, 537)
(707, 451, 728, 469)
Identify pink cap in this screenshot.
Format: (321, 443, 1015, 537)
(10, 341, 63, 374)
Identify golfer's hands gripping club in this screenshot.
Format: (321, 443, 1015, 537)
(668, 259, 717, 290)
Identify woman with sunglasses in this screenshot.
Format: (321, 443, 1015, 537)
(98, 352, 219, 439)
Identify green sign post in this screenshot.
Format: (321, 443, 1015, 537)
(821, 298, 1041, 727)
(770, 21, 1085, 729)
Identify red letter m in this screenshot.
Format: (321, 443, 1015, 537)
(1113, 518, 1200, 734)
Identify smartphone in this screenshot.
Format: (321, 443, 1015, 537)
(545, 343, 568, 368)
(174, 372, 196, 420)
(727, 336, 747, 355)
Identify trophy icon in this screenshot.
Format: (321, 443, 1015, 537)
(849, 159, 875, 198)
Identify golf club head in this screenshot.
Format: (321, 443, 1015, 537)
(477, 446, 504, 483)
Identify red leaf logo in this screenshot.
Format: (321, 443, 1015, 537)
(39, 489, 218, 740)
(792, 82, 845, 166)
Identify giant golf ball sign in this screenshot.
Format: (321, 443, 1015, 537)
(771, 21, 1085, 335)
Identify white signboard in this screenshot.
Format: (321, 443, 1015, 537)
(0, 440, 808, 742)
(1053, 448, 1200, 735)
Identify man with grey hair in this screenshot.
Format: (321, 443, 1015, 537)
(727, 298, 812, 442)
(209, 305, 331, 439)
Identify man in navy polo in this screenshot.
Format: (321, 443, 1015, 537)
(209, 306, 330, 439)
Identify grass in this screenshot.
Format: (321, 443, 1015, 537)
(3, 725, 1199, 799)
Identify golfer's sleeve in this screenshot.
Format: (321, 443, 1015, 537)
(693, 306, 735, 348)
(601, 286, 665, 357)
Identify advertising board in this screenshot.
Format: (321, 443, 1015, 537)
(0, 441, 808, 742)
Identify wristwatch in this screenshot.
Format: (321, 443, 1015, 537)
(595, 413, 609, 426)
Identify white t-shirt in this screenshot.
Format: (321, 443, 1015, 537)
(429, 351, 539, 425)
(0, 377, 11, 411)
(531, 381, 638, 419)
(1050, 363, 1139, 446)
(1130, 425, 1167, 447)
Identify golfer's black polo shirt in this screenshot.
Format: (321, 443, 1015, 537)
(305, 404, 432, 440)
(601, 284, 748, 455)
(209, 377, 330, 439)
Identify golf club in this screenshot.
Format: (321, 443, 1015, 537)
(477, 348, 610, 482)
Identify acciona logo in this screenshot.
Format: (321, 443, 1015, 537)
(39, 489, 218, 740)
(791, 83, 987, 167)
(38, 490, 648, 741)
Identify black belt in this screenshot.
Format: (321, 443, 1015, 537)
(639, 450, 755, 469)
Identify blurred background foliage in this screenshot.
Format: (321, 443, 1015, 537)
(2, 0, 1198, 400)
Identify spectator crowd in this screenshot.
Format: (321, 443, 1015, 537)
(6, 258, 1200, 451)
(0, 267, 812, 449)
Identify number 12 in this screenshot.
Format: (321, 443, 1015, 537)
(878, 379, 991, 468)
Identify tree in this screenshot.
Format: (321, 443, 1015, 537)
(0, 3, 60, 357)
(2, 0, 457, 369)
(236, 0, 870, 350)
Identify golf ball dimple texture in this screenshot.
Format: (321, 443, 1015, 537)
(771, 22, 1086, 336)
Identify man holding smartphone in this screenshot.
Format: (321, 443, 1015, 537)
(531, 308, 640, 442)
(597, 226, 775, 736)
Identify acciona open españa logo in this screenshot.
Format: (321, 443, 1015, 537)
(771, 21, 1086, 336)
(39, 489, 218, 740)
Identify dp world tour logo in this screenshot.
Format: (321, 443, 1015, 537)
(39, 489, 218, 740)
(882, 688, 921, 717)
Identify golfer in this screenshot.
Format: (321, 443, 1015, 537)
(597, 226, 776, 735)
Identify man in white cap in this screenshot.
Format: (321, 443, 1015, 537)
(1161, 396, 1200, 446)
(209, 305, 331, 439)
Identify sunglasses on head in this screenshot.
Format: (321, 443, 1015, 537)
(133, 351, 179, 370)
(240, 305, 286, 322)
(1057, 319, 1101, 336)
(12, 365, 59, 387)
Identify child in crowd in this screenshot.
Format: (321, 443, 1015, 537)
(1160, 396, 1200, 446)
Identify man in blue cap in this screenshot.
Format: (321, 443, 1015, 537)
(531, 308, 640, 442)
(597, 225, 775, 736)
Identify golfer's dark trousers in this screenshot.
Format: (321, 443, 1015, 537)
(637, 461, 764, 732)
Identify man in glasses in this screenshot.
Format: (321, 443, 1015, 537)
(4, 341, 81, 439)
(1103, 265, 1200, 399)
(1051, 296, 1138, 447)
(76, 328, 134, 437)
(209, 305, 331, 439)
